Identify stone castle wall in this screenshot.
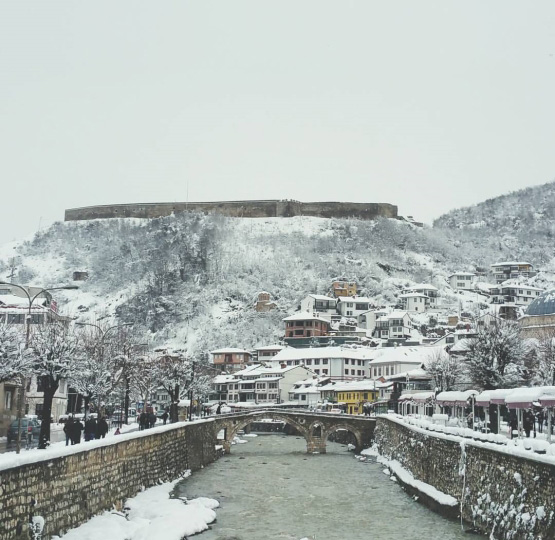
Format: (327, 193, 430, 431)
(375, 417, 555, 539)
(64, 200, 398, 222)
(0, 421, 218, 540)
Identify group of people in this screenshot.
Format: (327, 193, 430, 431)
(509, 408, 548, 439)
(138, 411, 159, 430)
(63, 415, 109, 445)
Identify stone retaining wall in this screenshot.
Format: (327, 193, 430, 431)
(64, 200, 398, 222)
(0, 421, 218, 540)
(375, 417, 555, 539)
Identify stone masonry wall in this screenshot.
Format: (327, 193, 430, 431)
(0, 421, 218, 540)
(64, 200, 398, 222)
(375, 417, 555, 540)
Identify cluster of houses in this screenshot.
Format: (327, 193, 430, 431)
(209, 263, 555, 414)
(2, 260, 555, 435)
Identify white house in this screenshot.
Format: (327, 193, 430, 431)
(401, 284, 439, 308)
(373, 311, 413, 340)
(368, 346, 437, 379)
(399, 293, 428, 313)
(300, 295, 337, 319)
(491, 262, 536, 283)
(490, 284, 543, 306)
(26, 375, 69, 422)
(268, 346, 373, 380)
(448, 272, 477, 291)
(254, 345, 285, 363)
(288, 376, 330, 407)
(336, 297, 373, 318)
(358, 308, 391, 333)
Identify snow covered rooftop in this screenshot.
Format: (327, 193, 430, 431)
(337, 296, 373, 303)
(306, 294, 336, 301)
(399, 293, 427, 298)
(210, 348, 251, 354)
(254, 344, 285, 352)
(448, 272, 476, 277)
(371, 346, 440, 366)
(491, 261, 532, 267)
(271, 346, 376, 362)
(283, 312, 331, 323)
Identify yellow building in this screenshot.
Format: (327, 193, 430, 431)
(331, 280, 358, 298)
(335, 381, 379, 415)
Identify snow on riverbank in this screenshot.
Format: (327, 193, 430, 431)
(360, 446, 458, 508)
(52, 475, 219, 540)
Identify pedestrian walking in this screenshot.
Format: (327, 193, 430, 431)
(162, 411, 168, 425)
(84, 417, 97, 441)
(63, 416, 74, 446)
(148, 411, 156, 428)
(139, 411, 147, 431)
(71, 418, 84, 445)
(96, 417, 109, 439)
(523, 409, 534, 438)
(537, 410, 545, 434)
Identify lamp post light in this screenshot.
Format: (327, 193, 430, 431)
(0, 281, 79, 454)
(74, 321, 133, 423)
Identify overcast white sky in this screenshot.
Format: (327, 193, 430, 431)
(2, 1, 555, 245)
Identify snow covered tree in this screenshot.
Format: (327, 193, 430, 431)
(533, 330, 555, 386)
(0, 324, 32, 383)
(27, 322, 81, 448)
(425, 348, 463, 392)
(131, 353, 158, 413)
(463, 320, 526, 390)
(152, 352, 192, 422)
(69, 328, 117, 419)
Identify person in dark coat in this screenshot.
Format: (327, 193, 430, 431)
(139, 412, 147, 431)
(162, 411, 168, 425)
(96, 417, 109, 439)
(84, 417, 97, 441)
(63, 416, 74, 446)
(148, 411, 156, 428)
(509, 410, 518, 439)
(71, 418, 84, 445)
(216, 403, 222, 415)
(537, 410, 545, 434)
(523, 409, 534, 438)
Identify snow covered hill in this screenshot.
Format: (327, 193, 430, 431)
(433, 180, 555, 284)
(0, 213, 473, 354)
(2, 193, 555, 357)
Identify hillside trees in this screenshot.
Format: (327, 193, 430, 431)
(0, 325, 32, 382)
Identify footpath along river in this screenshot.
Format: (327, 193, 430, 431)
(176, 433, 472, 540)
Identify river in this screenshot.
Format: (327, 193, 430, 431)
(176, 433, 471, 540)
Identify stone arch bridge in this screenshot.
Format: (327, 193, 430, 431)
(212, 409, 376, 454)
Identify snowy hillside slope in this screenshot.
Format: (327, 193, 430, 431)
(0, 213, 472, 353)
(0, 207, 551, 357)
(433, 180, 555, 281)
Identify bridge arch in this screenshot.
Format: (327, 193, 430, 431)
(222, 412, 312, 453)
(323, 423, 363, 451)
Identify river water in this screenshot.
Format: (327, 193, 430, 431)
(176, 433, 471, 540)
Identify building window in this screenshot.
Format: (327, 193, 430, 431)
(306, 359, 312, 365)
(5, 389, 13, 410)
(314, 359, 320, 365)
(345, 369, 349, 375)
(322, 369, 328, 374)
(322, 359, 328, 364)
(301, 395, 307, 401)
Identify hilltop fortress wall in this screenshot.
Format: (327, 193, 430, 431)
(64, 200, 398, 222)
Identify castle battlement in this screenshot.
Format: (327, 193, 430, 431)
(64, 200, 398, 222)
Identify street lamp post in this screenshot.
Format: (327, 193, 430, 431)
(74, 321, 133, 423)
(0, 281, 78, 454)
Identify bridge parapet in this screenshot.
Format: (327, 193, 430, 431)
(213, 409, 375, 454)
